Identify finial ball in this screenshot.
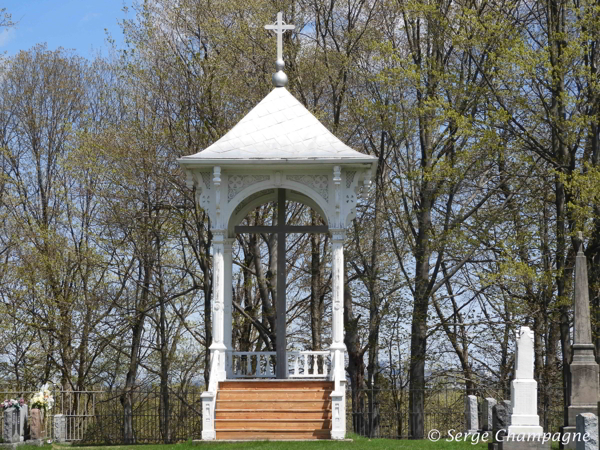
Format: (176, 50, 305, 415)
(272, 70, 288, 87)
(275, 59, 285, 71)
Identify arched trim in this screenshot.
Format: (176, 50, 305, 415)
(226, 181, 330, 237)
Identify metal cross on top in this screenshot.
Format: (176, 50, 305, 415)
(265, 12, 295, 62)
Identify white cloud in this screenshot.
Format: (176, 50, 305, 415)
(0, 28, 15, 47)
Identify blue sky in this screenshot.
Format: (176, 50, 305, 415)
(0, 0, 131, 59)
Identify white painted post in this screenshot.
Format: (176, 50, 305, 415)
(330, 230, 346, 440)
(210, 231, 227, 381)
(330, 231, 345, 349)
(201, 230, 228, 441)
(224, 239, 234, 379)
(201, 394, 215, 440)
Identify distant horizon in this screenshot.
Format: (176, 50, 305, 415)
(1, 1, 130, 60)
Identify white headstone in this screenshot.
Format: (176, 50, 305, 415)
(466, 395, 478, 433)
(507, 326, 543, 437)
(53, 414, 66, 443)
(576, 413, 598, 450)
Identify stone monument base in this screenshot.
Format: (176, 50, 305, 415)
(0, 439, 44, 450)
(567, 405, 598, 427)
(499, 436, 551, 450)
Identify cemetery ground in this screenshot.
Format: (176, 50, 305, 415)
(11, 435, 563, 450)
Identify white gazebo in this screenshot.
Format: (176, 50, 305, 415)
(178, 13, 377, 441)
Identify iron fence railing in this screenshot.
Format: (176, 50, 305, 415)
(1, 387, 204, 444)
(347, 386, 565, 439)
(2, 383, 566, 443)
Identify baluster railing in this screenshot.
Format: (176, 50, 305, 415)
(288, 351, 330, 378)
(228, 352, 277, 378)
(227, 350, 330, 378)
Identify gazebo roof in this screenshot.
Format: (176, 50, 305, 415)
(178, 87, 376, 166)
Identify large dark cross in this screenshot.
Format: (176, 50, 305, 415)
(234, 189, 328, 378)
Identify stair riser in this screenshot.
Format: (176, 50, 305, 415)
(218, 391, 330, 400)
(219, 381, 334, 390)
(216, 431, 330, 440)
(216, 411, 332, 420)
(216, 421, 331, 430)
(216, 401, 331, 410)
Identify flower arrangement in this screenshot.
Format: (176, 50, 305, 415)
(2, 398, 25, 410)
(30, 384, 54, 411)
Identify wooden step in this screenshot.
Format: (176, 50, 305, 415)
(219, 380, 334, 390)
(215, 419, 332, 430)
(217, 389, 331, 400)
(216, 409, 332, 420)
(215, 429, 331, 440)
(216, 400, 331, 410)
(214, 380, 333, 440)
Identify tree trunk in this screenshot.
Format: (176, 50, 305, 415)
(409, 182, 433, 439)
(120, 258, 151, 444)
(344, 265, 367, 435)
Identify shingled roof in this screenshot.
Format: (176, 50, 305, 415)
(178, 87, 375, 165)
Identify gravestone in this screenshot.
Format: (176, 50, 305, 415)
(493, 401, 511, 441)
(489, 401, 512, 450)
(466, 395, 478, 434)
(3, 407, 19, 443)
(562, 235, 599, 450)
(29, 408, 44, 440)
(484, 398, 497, 431)
(53, 414, 66, 443)
(575, 413, 597, 450)
(19, 405, 28, 441)
(500, 327, 549, 450)
(507, 327, 543, 435)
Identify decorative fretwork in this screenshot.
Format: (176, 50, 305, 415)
(228, 174, 270, 201)
(233, 189, 275, 215)
(346, 171, 356, 188)
(200, 172, 212, 190)
(287, 174, 329, 201)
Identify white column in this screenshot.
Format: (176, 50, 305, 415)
(330, 230, 345, 351)
(223, 238, 234, 378)
(210, 231, 227, 381)
(330, 230, 346, 440)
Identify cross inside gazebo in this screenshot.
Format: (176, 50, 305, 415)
(177, 12, 377, 441)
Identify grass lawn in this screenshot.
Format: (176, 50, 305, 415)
(22, 435, 488, 450)
(16, 434, 562, 450)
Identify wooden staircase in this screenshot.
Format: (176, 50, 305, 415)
(215, 380, 333, 440)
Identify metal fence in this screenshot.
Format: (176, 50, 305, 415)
(1, 387, 204, 444)
(347, 385, 566, 439)
(2, 383, 566, 443)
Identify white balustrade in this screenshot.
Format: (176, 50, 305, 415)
(228, 352, 276, 378)
(288, 351, 330, 378)
(226, 350, 331, 378)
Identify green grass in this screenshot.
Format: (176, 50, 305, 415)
(47, 434, 490, 450)
(31, 434, 561, 450)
